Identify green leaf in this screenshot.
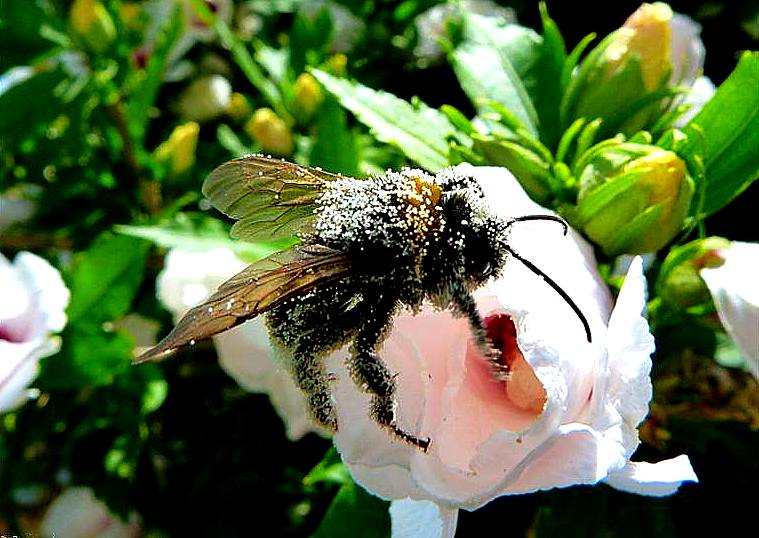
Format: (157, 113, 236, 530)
(532, 3, 567, 148)
(312, 70, 454, 172)
(115, 213, 294, 261)
(66, 234, 150, 326)
(0, 66, 67, 136)
(310, 98, 360, 176)
(472, 135, 553, 203)
(38, 327, 134, 390)
(303, 447, 352, 486)
(453, 13, 541, 136)
(311, 481, 390, 538)
(683, 52, 759, 216)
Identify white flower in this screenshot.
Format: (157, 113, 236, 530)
(414, 1, 515, 63)
(314, 166, 696, 533)
(40, 487, 140, 538)
(174, 75, 232, 123)
(299, 0, 366, 54)
(156, 247, 323, 440)
(700, 241, 759, 380)
(0, 251, 69, 413)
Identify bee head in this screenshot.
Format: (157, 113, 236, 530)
(437, 188, 510, 287)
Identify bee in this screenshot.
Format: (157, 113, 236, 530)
(137, 156, 591, 451)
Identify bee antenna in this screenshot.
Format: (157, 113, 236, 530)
(504, 244, 592, 343)
(506, 215, 568, 236)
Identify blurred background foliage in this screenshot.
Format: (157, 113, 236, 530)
(1, 0, 757, 536)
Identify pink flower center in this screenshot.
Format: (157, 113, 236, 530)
(483, 313, 547, 415)
(0, 321, 27, 344)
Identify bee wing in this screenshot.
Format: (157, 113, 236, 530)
(136, 245, 351, 363)
(202, 155, 347, 241)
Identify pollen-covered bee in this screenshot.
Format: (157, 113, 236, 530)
(137, 156, 591, 451)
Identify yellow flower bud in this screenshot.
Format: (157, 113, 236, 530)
(244, 108, 294, 156)
(614, 3, 673, 92)
(226, 92, 252, 122)
(575, 143, 694, 255)
(565, 3, 679, 135)
(325, 54, 348, 76)
(69, 0, 116, 53)
(119, 2, 142, 28)
(293, 73, 323, 119)
(154, 122, 200, 176)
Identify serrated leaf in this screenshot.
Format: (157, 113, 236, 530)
(311, 481, 390, 538)
(452, 44, 536, 136)
(683, 52, 759, 216)
(312, 69, 454, 172)
(66, 234, 150, 325)
(115, 214, 294, 262)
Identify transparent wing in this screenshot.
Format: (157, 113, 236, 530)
(136, 244, 351, 363)
(202, 155, 347, 241)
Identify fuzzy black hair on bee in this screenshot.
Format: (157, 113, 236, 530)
(138, 156, 592, 452)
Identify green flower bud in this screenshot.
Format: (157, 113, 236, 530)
(575, 143, 694, 255)
(293, 73, 323, 119)
(69, 0, 116, 53)
(563, 3, 674, 135)
(656, 237, 731, 309)
(154, 122, 200, 176)
(245, 108, 294, 156)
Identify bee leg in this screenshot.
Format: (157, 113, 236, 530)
(291, 346, 338, 432)
(348, 303, 430, 452)
(452, 288, 509, 381)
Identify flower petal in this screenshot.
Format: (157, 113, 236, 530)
(215, 319, 324, 441)
(604, 455, 698, 496)
(390, 499, 458, 538)
(595, 257, 655, 454)
(700, 241, 759, 379)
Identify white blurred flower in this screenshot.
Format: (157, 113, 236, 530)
(300, 0, 366, 54)
(0, 192, 37, 232)
(156, 248, 323, 440)
(174, 75, 232, 123)
(675, 75, 716, 126)
(700, 241, 759, 380)
(40, 487, 140, 538)
(0, 251, 69, 413)
(414, 0, 515, 63)
(314, 166, 697, 532)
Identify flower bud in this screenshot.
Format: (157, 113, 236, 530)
(69, 0, 116, 53)
(244, 108, 294, 156)
(175, 75, 232, 123)
(293, 73, 323, 119)
(564, 3, 704, 135)
(656, 237, 731, 309)
(575, 143, 694, 255)
(226, 92, 252, 122)
(154, 122, 199, 176)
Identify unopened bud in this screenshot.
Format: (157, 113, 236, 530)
(293, 73, 323, 119)
(70, 0, 116, 53)
(154, 122, 200, 176)
(245, 108, 294, 156)
(575, 142, 694, 255)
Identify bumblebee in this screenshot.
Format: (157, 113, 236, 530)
(138, 156, 591, 451)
